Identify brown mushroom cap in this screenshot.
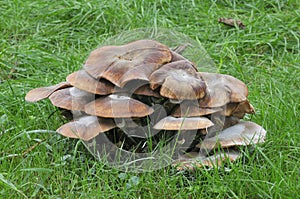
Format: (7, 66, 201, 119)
(149, 60, 206, 100)
(198, 72, 248, 107)
(57, 116, 116, 141)
(49, 87, 94, 111)
(220, 100, 255, 119)
(198, 121, 266, 150)
(113, 82, 161, 98)
(84, 94, 154, 118)
(25, 82, 71, 102)
(84, 39, 172, 87)
(133, 84, 161, 98)
(66, 70, 115, 95)
(171, 100, 222, 117)
(174, 150, 241, 170)
(153, 116, 214, 130)
(221, 100, 255, 118)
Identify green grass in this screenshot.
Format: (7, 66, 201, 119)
(1, 0, 299, 198)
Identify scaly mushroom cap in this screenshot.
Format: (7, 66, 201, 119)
(198, 121, 266, 150)
(25, 82, 71, 102)
(153, 116, 214, 130)
(84, 94, 154, 118)
(84, 39, 172, 87)
(49, 87, 94, 111)
(57, 116, 116, 141)
(149, 60, 207, 100)
(198, 72, 248, 107)
(66, 70, 115, 95)
(171, 100, 222, 117)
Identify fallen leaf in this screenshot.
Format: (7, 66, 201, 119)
(218, 18, 245, 29)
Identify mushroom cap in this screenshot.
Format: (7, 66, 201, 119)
(153, 116, 214, 130)
(221, 100, 255, 118)
(57, 116, 116, 141)
(66, 70, 115, 95)
(171, 100, 222, 117)
(174, 150, 241, 170)
(198, 72, 248, 107)
(133, 84, 161, 98)
(25, 82, 71, 102)
(84, 94, 154, 118)
(149, 60, 206, 100)
(114, 82, 161, 98)
(198, 121, 266, 150)
(84, 39, 172, 87)
(49, 87, 94, 111)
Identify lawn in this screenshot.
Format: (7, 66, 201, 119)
(0, 0, 299, 198)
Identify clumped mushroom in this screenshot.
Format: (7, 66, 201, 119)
(25, 38, 266, 171)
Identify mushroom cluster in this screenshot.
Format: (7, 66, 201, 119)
(25, 39, 266, 170)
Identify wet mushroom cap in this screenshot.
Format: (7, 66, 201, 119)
(84, 94, 154, 118)
(153, 116, 214, 130)
(198, 72, 248, 107)
(25, 82, 71, 102)
(57, 116, 116, 141)
(49, 87, 94, 111)
(149, 60, 207, 100)
(198, 121, 266, 150)
(66, 70, 115, 95)
(84, 39, 172, 87)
